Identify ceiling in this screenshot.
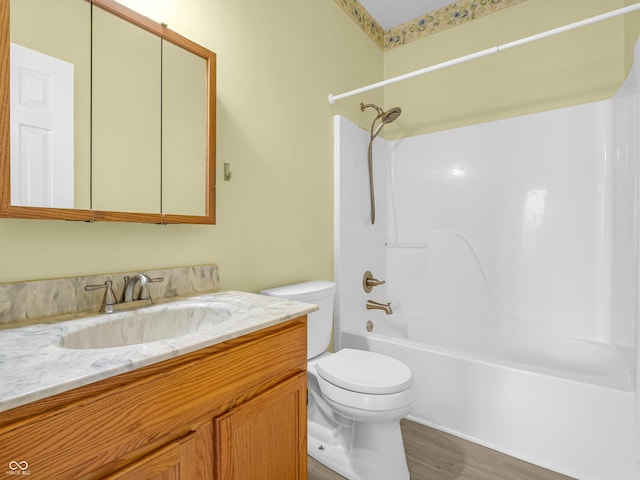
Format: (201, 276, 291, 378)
(357, 0, 455, 29)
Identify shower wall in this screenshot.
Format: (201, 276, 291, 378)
(387, 99, 621, 345)
(335, 93, 636, 348)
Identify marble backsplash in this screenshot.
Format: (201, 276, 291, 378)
(0, 264, 220, 328)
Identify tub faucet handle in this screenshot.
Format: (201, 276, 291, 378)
(363, 271, 386, 293)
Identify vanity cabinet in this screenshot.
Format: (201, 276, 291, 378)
(0, 316, 307, 479)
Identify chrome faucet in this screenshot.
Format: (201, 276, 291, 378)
(85, 273, 163, 313)
(366, 299, 393, 315)
(122, 273, 152, 303)
(121, 273, 163, 303)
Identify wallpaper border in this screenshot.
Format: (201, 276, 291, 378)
(335, 0, 528, 51)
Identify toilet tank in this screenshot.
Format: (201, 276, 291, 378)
(260, 281, 336, 360)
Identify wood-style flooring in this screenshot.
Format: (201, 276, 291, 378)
(308, 420, 575, 480)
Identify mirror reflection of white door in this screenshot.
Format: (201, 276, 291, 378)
(10, 43, 74, 208)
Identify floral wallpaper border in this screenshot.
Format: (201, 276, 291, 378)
(335, 0, 528, 51)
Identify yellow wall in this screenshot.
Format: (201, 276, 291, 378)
(381, 0, 631, 139)
(0, 0, 381, 290)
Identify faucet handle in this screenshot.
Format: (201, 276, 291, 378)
(139, 277, 164, 300)
(363, 271, 386, 293)
(84, 280, 118, 313)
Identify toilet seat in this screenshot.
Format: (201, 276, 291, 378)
(316, 349, 413, 394)
(316, 374, 414, 413)
(313, 349, 413, 413)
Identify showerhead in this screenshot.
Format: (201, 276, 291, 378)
(360, 102, 402, 139)
(381, 106, 402, 124)
(360, 103, 402, 123)
(371, 106, 401, 139)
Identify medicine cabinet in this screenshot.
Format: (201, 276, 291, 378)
(0, 0, 216, 224)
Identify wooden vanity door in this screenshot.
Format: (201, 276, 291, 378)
(215, 372, 307, 480)
(104, 428, 211, 480)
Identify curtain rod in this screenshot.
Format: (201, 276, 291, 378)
(328, 3, 640, 104)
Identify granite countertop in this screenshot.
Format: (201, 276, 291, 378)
(0, 290, 316, 414)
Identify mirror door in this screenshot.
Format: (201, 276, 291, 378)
(8, 0, 91, 212)
(91, 6, 162, 214)
(162, 40, 208, 216)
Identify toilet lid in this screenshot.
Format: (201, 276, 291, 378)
(315, 349, 412, 395)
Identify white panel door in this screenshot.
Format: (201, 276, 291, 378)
(10, 42, 74, 208)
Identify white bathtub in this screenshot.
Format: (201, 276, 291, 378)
(341, 322, 638, 480)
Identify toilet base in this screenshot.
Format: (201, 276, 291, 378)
(307, 418, 411, 480)
(308, 428, 360, 480)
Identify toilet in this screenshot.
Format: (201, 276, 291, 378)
(260, 281, 413, 480)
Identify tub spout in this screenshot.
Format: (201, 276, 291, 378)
(366, 299, 393, 315)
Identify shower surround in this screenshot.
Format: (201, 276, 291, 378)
(334, 48, 640, 480)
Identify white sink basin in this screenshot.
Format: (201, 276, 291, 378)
(61, 303, 233, 349)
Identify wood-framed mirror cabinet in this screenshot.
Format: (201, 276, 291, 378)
(0, 0, 216, 224)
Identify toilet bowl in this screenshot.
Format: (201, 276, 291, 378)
(260, 281, 413, 480)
